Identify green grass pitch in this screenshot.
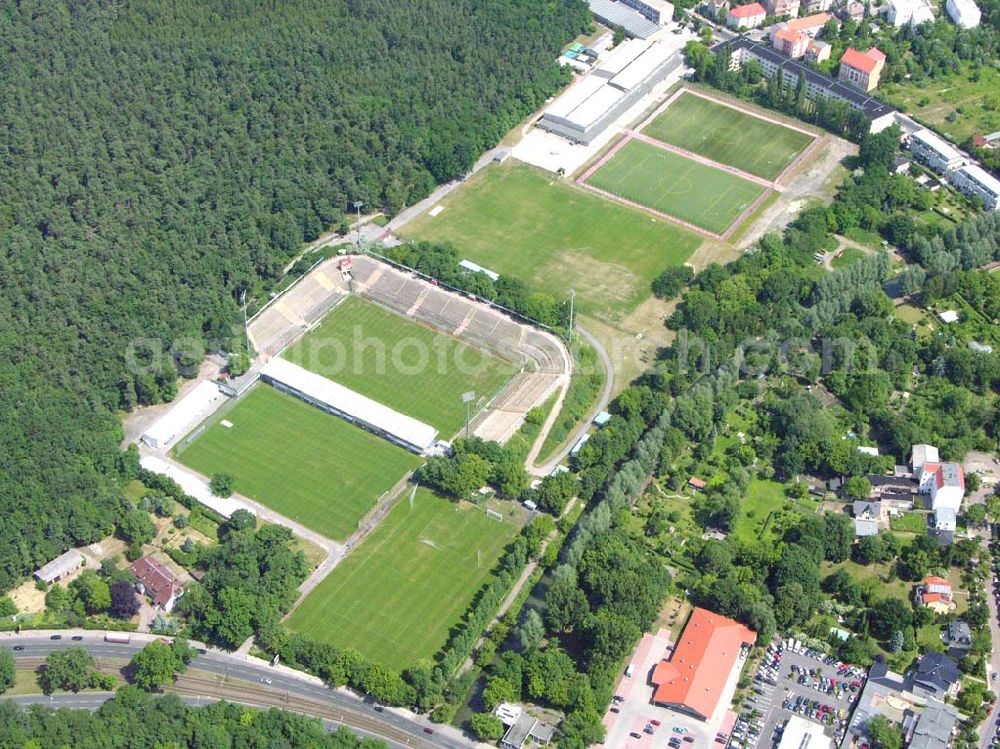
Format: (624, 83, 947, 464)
(282, 296, 514, 437)
(587, 140, 766, 235)
(175, 386, 421, 540)
(287, 488, 520, 670)
(642, 92, 815, 180)
(400, 163, 703, 321)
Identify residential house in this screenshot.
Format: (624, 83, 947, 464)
(892, 155, 911, 174)
(916, 575, 955, 614)
(703, 0, 732, 17)
(908, 129, 967, 174)
(911, 652, 961, 698)
(727, 2, 767, 28)
(951, 164, 1000, 211)
(688, 476, 707, 492)
(772, 27, 810, 57)
(802, 0, 833, 11)
(945, 0, 980, 27)
(911, 444, 940, 473)
(943, 620, 972, 658)
(853, 500, 888, 536)
(497, 706, 554, 749)
(763, 0, 801, 16)
(806, 39, 832, 62)
(838, 47, 886, 91)
(840, 1, 866, 21)
(918, 462, 965, 512)
(130, 556, 185, 613)
(932, 507, 956, 545)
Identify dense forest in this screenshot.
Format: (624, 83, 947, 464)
(0, 688, 384, 748)
(0, 0, 590, 592)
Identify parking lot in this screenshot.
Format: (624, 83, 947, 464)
(728, 641, 865, 749)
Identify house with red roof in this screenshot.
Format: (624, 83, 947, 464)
(771, 27, 810, 57)
(837, 47, 886, 92)
(727, 2, 767, 28)
(130, 556, 185, 613)
(650, 608, 756, 721)
(915, 575, 955, 614)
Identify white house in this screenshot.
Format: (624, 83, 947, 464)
(886, 0, 934, 26)
(945, 0, 980, 27)
(950, 164, 1000, 210)
(919, 462, 965, 512)
(911, 444, 940, 473)
(908, 129, 966, 174)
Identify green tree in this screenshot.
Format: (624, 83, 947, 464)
(0, 648, 15, 694)
(482, 676, 519, 711)
(519, 609, 545, 651)
(38, 648, 103, 694)
(470, 713, 506, 741)
(210, 473, 235, 498)
(71, 572, 111, 615)
(130, 640, 188, 691)
(844, 476, 872, 501)
(866, 715, 903, 749)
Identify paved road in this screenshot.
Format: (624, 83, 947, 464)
(529, 324, 615, 476)
(2, 633, 477, 749)
(979, 528, 1000, 749)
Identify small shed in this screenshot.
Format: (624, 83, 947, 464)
(688, 477, 707, 492)
(593, 411, 612, 428)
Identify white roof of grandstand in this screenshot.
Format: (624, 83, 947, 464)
(958, 163, 1000, 193)
(545, 75, 607, 119)
(609, 42, 673, 92)
(459, 259, 500, 281)
(264, 357, 438, 450)
(597, 38, 653, 76)
(140, 455, 251, 519)
(912, 129, 964, 162)
(568, 84, 626, 128)
(143, 380, 225, 448)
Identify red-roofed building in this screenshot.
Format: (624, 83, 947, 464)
(688, 476, 707, 492)
(916, 575, 954, 613)
(651, 608, 756, 721)
(727, 2, 767, 28)
(783, 12, 834, 34)
(838, 47, 886, 91)
(771, 27, 809, 57)
(917, 461, 965, 512)
(131, 556, 184, 612)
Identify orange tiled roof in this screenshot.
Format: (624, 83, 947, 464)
(651, 608, 757, 720)
(840, 47, 883, 75)
(730, 2, 766, 16)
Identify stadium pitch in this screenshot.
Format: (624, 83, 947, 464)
(586, 139, 766, 235)
(282, 296, 514, 437)
(286, 488, 522, 670)
(400, 163, 703, 321)
(174, 386, 421, 541)
(642, 91, 816, 181)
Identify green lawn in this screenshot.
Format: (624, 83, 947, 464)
(881, 65, 1000, 145)
(642, 92, 815, 180)
(831, 247, 866, 269)
(587, 140, 766, 235)
(889, 512, 929, 533)
(400, 162, 703, 321)
(282, 296, 514, 437)
(287, 489, 520, 670)
(175, 386, 421, 540)
(732, 479, 787, 542)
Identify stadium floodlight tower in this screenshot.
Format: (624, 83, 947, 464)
(462, 390, 476, 439)
(352, 200, 364, 249)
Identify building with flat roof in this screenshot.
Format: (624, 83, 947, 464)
(142, 380, 226, 450)
(886, 0, 935, 25)
(908, 129, 967, 174)
(261, 357, 438, 453)
(538, 40, 680, 144)
(780, 716, 832, 749)
(499, 712, 554, 749)
(459, 259, 500, 282)
(951, 163, 1000, 210)
(909, 701, 959, 749)
(728, 2, 767, 27)
(588, 0, 664, 37)
(650, 607, 756, 721)
(715, 37, 897, 131)
(34, 550, 86, 585)
(945, 0, 980, 26)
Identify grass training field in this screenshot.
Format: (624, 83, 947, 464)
(400, 163, 703, 321)
(287, 489, 520, 670)
(175, 386, 421, 540)
(643, 92, 814, 180)
(587, 140, 766, 235)
(282, 296, 513, 437)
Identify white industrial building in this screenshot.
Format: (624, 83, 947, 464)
(589, 0, 673, 38)
(537, 39, 680, 144)
(779, 717, 832, 749)
(945, 0, 980, 27)
(951, 164, 1000, 210)
(142, 380, 226, 450)
(886, 0, 934, 26)
(908, 129, 967, 173)
(261, 357, 439, 453)
(139, 455, 251, 519)
(34, 550, 86, 585)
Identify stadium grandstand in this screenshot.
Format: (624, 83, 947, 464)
(260, 357, 440, 454)
(142, 380, 226, 450)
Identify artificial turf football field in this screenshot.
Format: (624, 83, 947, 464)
(642, 92, 815, 180)
(282, 296, 514, 437)
(400, 163, 703, 320)
(174, 386, 421, 540)
(587, 139, 766, 235)
(287, 488, 521, 670)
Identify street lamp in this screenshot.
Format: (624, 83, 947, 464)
(352, 201, 364, 249)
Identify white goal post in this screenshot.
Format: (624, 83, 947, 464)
(485, 508, 503, 522)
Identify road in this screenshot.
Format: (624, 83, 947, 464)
(979, 526, 1000, 749)
(528, 324, 615, 476)
(1, 632, 479, 749)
